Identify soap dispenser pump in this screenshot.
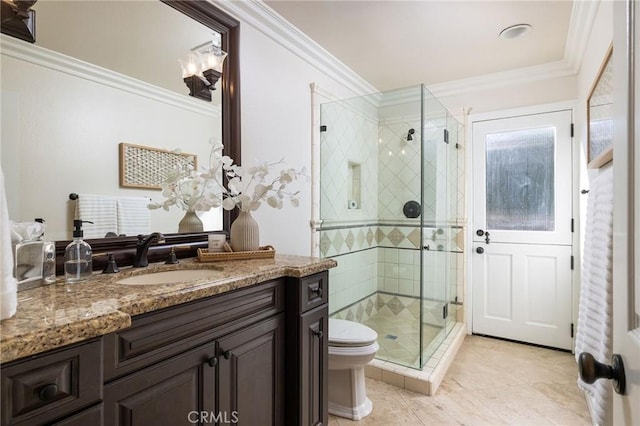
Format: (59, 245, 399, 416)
(64, 220, 94, 283)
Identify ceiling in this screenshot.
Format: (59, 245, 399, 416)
(263, 0, 574, 91)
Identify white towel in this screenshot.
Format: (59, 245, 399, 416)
(1, 168, 17, 320)
(116, 196, 150, 237)
(75, 194, 118, 239)
(575, 165, 614, 426)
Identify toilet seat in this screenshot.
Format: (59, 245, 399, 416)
(329, 319, 378, 347)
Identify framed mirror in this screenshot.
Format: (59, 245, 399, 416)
(1, 1, 241, 268)
(587, 44, 613, 169)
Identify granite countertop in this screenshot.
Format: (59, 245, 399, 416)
(0, 255, 336, 364)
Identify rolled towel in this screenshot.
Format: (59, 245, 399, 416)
(1, 168, 17, 320)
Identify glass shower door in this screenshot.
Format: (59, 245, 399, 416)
(419, 86, 449, 367)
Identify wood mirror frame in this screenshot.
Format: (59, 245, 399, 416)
(54, 0, 241, 274)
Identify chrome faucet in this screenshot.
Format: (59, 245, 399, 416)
(133, 232, 165, 267)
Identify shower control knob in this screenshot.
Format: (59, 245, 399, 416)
(476, 247, 484, 254)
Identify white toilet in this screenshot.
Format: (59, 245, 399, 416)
(328, 318, 379, 420)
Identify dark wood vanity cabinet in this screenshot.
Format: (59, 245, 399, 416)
(286, 272, 329, 426)
(1, 272, 329, 426)
(0, 339, 103, 426)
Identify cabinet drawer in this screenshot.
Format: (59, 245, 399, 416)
(104, 279, 284, 381)
(299, 272, 328, 313)
(1, 339, 102, 426)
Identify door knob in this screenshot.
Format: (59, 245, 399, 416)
(476, 229, 485, 236)
(476, 247, 484, 254)
(578, 352, 626, 395)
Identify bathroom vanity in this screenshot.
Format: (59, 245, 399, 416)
(0, 256, 334, 425)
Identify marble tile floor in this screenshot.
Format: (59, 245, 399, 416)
(329, 335, 591, 425)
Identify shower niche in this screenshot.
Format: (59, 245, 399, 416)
(318, 84, 465, 392)
(347, 161, 362, 210)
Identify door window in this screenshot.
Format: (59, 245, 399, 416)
(485, 127, 555, 231)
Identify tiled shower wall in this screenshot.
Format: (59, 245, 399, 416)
(320, 97, 380, 312)
(319, 99, 378, 223)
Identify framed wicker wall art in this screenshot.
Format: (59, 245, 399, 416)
(119, 143, 197, 189)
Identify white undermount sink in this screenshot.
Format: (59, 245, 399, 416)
(116, 269, 223, 285)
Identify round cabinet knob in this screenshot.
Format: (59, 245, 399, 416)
(578, 352, 626, 395)
(207, 357, 218, 367)
(222, 350, 232, 360)
(311, 287, 323, 297)
(313, 330, 323, 339)
(476, 247, 484, 254)
(38, 384, 59, 402)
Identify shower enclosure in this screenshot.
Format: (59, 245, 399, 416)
(318, 84, 464, 369)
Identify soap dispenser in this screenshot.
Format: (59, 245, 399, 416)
(64, 220, 93, 283)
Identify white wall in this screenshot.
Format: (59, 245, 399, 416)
(232, 17, 371, 255)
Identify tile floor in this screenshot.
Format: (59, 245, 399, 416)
(329, 335, 591, 425)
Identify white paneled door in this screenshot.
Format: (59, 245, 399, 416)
(472, 110, 574, 350)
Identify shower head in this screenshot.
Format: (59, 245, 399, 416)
(406, 128, 415, 141)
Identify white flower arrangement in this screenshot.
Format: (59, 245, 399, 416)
(148, 142, 226, 213)
(148, 141, 306, 214)
(220, 158, 307, 213)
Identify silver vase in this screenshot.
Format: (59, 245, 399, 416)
(178, 210, 204, 233)
(230, 210, 260, 251)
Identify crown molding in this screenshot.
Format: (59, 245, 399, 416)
(428, 59, 574, 98)
(0, 34, 220, 118)
(213, 0, 377, 96)
(564, 0, 601, 73)
(215, 0, 600, 100)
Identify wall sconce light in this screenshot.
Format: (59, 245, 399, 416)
(1, 0, 37, 43)
(180, 42, 227, 102)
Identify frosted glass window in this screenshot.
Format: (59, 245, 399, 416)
(486, 127, 555, 231)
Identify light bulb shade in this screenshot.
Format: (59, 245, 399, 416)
(199, 45, 228, 73)
(179, 53, 202, 78)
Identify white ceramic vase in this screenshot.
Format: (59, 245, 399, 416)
(230, 211, 259, 251)
(178, 210, 203, 233)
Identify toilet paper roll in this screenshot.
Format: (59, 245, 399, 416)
(348, 200, 358, 209)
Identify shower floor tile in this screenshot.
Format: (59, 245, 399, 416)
(364, 313, 443, 369)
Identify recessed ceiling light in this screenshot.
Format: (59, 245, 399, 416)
(499, 24, 532, 39)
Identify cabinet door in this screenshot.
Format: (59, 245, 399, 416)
(51, 403, 103, 426)
(103, 342, 216, 426)
(217, 313, 285, 426)
(300, 306, 328, 426)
